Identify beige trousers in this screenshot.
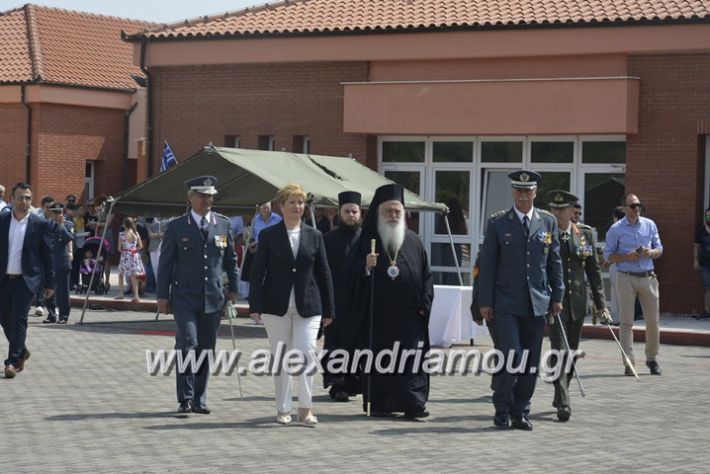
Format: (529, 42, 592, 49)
(616, 271, 660, 365)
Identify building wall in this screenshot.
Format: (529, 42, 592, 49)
(0, 103, 30, 195)
(627, 53, 710, 314)
(33, 103, 126, 202)
(150, 62, 370, 173)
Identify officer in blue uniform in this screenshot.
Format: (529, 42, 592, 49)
(479, 170, 564, 431)
(44, 202, 74, 324)
(157, 176, 239, 415)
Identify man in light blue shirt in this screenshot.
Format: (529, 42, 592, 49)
(252, 201, 282, 243)
(604, 194, 663, 376)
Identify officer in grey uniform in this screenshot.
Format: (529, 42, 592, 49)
(547, 190, 609, 422)
(158, 176, 238, 415)
(44, 202, 74, 324)
(479, 170, 564, 431)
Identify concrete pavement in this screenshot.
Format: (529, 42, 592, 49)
(2, 309, 709, 473)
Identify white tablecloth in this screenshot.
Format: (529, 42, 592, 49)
(428, 285, 489, 348)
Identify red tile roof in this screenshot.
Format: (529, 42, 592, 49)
(128, 0, 710, 40)
(0, 4, 154, 90)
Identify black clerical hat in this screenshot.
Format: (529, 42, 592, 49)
(338, 191, 361, 208)
(373, 184, 404, 205)
(547, 189, 579, 209)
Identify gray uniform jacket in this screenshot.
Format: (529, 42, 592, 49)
(158, 211, 238, 314)
(479, 207, 564, 317)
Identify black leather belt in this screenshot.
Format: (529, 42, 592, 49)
(619, 270, 655, 278)
(6, 274, 22, 279)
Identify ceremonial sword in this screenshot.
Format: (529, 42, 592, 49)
(550, 313, 586, 398)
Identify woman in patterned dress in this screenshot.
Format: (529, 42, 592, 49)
(116, 217, 145, 303)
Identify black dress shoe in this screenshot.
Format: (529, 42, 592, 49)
(493, 413, 510, 429)
(557, 406, 571, 422)
(178, 401, 192, 414)
(58, 317, 68, 325)
(370, 411, 392, 417)
(511, 415, 533, 431)
(42, 316, 57, 324)
(646, 360, 662, 375)
(16, 349, 31, 372)
(334, 390, 350, 402)
(403, 409, 430, 419)
(192, 405, 211, 415)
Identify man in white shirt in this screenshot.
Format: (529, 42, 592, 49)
(0, 183, 55, 378)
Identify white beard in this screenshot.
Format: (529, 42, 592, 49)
(377, 214, 405, 255)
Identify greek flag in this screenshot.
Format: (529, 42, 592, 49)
(160, 141, 178, 172)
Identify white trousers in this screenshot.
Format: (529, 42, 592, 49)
(150, 249, 161, 287)
(262, 307, 321, 413)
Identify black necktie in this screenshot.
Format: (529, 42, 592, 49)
(200, 217, 208, 240)
(522, 215, 530, 237)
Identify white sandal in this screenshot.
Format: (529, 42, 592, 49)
(276, 412, 292, 425)
(298, 409, 318, 426)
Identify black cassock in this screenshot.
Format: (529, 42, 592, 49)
(342, 229, 434, 414)
(322, 225, 361, 393)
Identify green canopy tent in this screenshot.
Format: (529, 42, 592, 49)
(110, 146, 447, 216)
(79, 146, 462, 324)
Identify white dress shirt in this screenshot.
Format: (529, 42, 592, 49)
(513, 207, 534, 227)
(286, 226, 301, 308)
(7, 212, 29, 274)
(191, 210, 212, 229)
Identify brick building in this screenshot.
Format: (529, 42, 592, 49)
(125, 0, 710, 314)
(0, 4, 150, 203)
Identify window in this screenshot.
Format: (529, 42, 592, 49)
(531, 141, 574, 163)
(584, 173, 625, 239)
(258, 135, 275, 151)
(481, 141, 522, 163)
(382, 141, 425, 162)
(533, 171, 571, 210)
(224, 135, 240, 148)
(433, 141, 473, 163)
(582, 141, 625, 164)
(481, 170, 514, 232)
(434, 171, 470, 235)
(293, 135, 311, 154)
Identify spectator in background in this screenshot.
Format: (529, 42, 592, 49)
(85, 200, 99, 238)
(693, 206, 710, 320)
(43, 203, 73, 324)
(71, 204, 87, 291)
(0, 184, 7, 212)
(241, 201, 282, 298)
(571, 202, 583, 224)
(116, 217, 145, 303)
(146, 217, 164, 292)
(230, 215, 245, 241)
(33, 196, 57, 318)
(65, 194, 77, 206)
(314, 208, 334, 234)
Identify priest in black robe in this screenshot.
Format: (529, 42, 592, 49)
(342, 184, 434, 419)
(322, 191, 363, 402)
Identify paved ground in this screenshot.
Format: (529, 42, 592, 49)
(2, 309, 710, 473)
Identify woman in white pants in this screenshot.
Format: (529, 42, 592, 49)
(249, 183, 335, 425)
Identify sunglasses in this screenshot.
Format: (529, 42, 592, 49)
(627, 203, 642, 209)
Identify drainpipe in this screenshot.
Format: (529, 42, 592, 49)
(21, 85, 32, 183)
(139, 37, 153, 177)
(123, 101, 139, 190)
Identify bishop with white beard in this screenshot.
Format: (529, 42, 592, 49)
(340, 183, 433, 419)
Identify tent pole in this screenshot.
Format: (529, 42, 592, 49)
(79, 198, 116, 324)
(444, 213, 464, 286)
